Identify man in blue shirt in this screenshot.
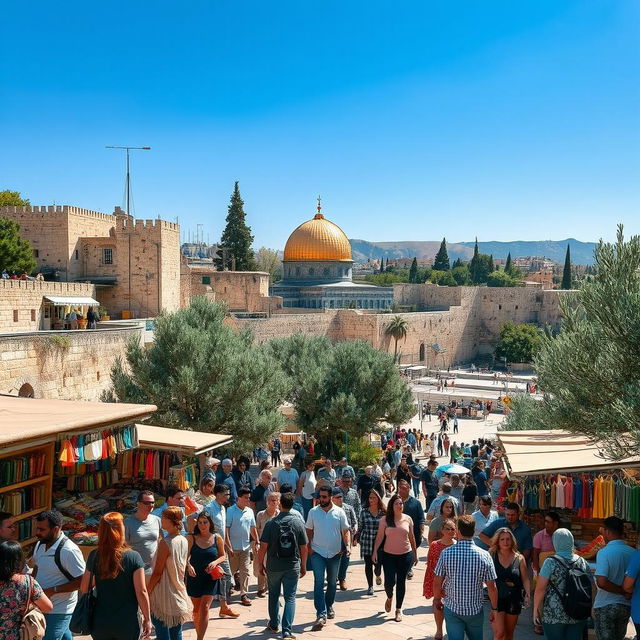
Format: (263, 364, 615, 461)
(217, 459, 238, 505)
(593, 516, 634, 640)
(277, 458, 299, 489)
(335, 458, 355, 480)
(152, 486, 188, 535)
(478, 502, 533, 562)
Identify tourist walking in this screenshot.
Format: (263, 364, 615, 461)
(533, 528, 594, 640)
(532, 511, 560, 573)
(472, 460, 489, 498)
(449, 474, 464, 503)
(125, 490, 162, 580)
(357, 490, 385, 595)
(372, 494, 418, 622)
(193, 478, 215, 508)
(217, 459, 239, 505)
(332, 487, 357, 591)
(436, 433, 444, 457)
(623, 549, 640, 638)
(423, 519, 456, 640)
(306, 485, 351, 630)
(489, 527, 530, 640)
(443, 435, 450, 457)
(593, 516, 633, 640)
(452, 415, 459, 433)
(1, 540, 52, 640)
(433, 514, 498, 640)
(277, 458, 299, 490)
(255, 492, 280, 597)
(226, 488, 259, 607)
(251, 469, 276, 513)
(478, 502, 533, 562)
(148, 507, 192, 640)
(271, 437, 282, 467)
(317, 459, 337, 485)
(152, 486, 187, 534)
(356, 465, 383, 505)
(428, 498, 457, 544)
(186, 512, 231, 639)
(81, 512, 152, 640)
(462, 475, 478, 514)
(421, 459, 440, 511)
(398, 479, 424, 579)
(33, 509, 86, 640)
(232, 456, 254, 493)
(336, 474, 361, 515)
(472, 496, 499, 549)
(427, 483, 460, 521)
(297, 459, 317, 518)
(258, 492, 308, 640)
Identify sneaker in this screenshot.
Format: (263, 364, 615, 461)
(312, 617, 327, 631)
(375, 576, 382, 585)
(366, 586, 374, 595)
(407, 570, 414, 580)
(327, 607, 335, 619)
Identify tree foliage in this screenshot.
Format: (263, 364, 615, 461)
(385, 315, 409, 361)
(505, 252, 512, 273)
(561, 244, 572, 289)
(486, 270, 523, 287)
(266, 335, 415, 444)
(504, 226, 640, 459)
(0, 190, 30, 207)
(468, 239, 494, 285)
(255, 246, 282, 282)
(214, 182, 255, 271)
(103, 297, 288, 452)
(0, 218, 37, 273)
(430, 269, 457, 286)
(433, 238, 450, 271)
(408, 257, 418, 283)
(451, 264, 470, 285)
(495, 322, 542, 363)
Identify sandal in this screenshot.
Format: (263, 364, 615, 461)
(384, 597, 392, 613)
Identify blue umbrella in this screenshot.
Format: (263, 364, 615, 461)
(436, 463, 471, 476)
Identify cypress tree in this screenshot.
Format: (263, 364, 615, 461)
(489, 254, 495, 274)
(469, 237, 480, 284)
(408, 257, 418, 283)
(561, 244, 572, 289)
(452, 257, 463, 269)
(214, 182, 255, 271)
(380, 257, 385, 273)
(433, 238, 450, 271)
(505, 252, 512, 273)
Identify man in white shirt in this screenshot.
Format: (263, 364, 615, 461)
(306, 485, 350, 629)
(33, 510, 86, 640)
(471, 496, 499, 549)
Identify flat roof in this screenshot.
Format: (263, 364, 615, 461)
(135, 424, 233, 456)
(0, 396, 157, 448)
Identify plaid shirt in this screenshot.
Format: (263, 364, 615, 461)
(358, 509, 384, 557)
(434, 539, 497, 616)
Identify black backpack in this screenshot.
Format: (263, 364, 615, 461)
(547, 556, 592, 620)
(275, 517, 297, 559)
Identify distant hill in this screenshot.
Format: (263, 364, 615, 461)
(349, 238, 596, 265)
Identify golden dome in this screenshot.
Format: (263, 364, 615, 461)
(283, 213, 353, 262)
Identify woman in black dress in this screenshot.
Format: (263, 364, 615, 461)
(186, 513, 229, 640)
(489, 527, 531, 640)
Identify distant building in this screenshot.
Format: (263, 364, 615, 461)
(512, 256, 557, 273)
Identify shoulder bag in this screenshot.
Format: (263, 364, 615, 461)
(19, 576, 46, 640)
(69, 554, 96, 634)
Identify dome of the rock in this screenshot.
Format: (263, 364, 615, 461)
(283, 213, 352, 262)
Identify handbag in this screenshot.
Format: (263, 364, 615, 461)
(19, 576, 46, 640)
(206, 564, 225, 580)
(69, 556, 96, 635)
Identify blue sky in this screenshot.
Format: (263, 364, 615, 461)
(1, 1, 638, 249)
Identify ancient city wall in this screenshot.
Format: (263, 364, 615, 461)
(0, 324, 142, 400)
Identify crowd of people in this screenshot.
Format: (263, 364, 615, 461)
(2, 430, 640, 640)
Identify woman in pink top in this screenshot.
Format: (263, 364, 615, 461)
(372, 494, 418, 622)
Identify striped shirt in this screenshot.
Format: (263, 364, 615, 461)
(434, 539, 497, 616)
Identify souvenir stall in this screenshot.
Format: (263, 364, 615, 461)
(497, 430, 640, 555)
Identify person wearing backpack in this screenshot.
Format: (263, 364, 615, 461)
(32, 510, 86, 640)
(533, 528, 595, 640)
(258, 492, 308, 640)
(592, 516, 634, 640)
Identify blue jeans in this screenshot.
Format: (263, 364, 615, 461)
(152, 615, 183, 640)
(412, 478, 421, 496)
(338, 551, 350, 581)
(443, 606, 483, 640)
(301, 497, 313, 519)
(542, 621, 587, 640)
(267, 568, 299, 637)
(43, 614, 72, 640)
(310, 551, 340, 618)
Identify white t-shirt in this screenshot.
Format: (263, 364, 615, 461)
(34, 534, 86, 614)
(300, 471, 316, 500)
(305, 505, 349, 558)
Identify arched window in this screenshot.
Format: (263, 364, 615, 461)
(18, 383, 34, 398)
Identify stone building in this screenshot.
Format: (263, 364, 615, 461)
(0, 204, 181, 319)
(272, 206, 393, 310)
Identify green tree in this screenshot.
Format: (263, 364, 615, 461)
(495, 322, 542, 363)
(561, 244, 572, 289)
(433, 238, 450, 271)
(364, 271, 410, 286)
(452, 258, 464, 269)
(254, 246, 282, 282)
(504, 226, 640, 458)
(268, 336, 415, 448)
(214, 182, 255, 271)
(385, 315, 409, 362)
(505, 252, 512, 273)
(0, 218, 37, 273)
(103, 297, 288, 452)
(379, 257, 384, 273)
(430, 270, 457, 286)
(408, 257, 418, 283)
(0, 190, 30, 207)
(486, 270, 522, 287)
(451, 264, 470, 285)
(469, 250, 494, 284)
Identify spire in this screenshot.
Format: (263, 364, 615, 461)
(315, 195, 324, 219)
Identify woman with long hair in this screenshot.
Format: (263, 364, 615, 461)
(489, 527, 530, 640)
(357, 490, 386, 595)
(372, 494, 418, 622)
(193, 478, 215, 508)
(472, 459, 489, 498)
(81, 512, 152, 640)
(233, 456, 254, 493)
(148, 507, 192, 640)
(427, 499, 457, 544)
(0, 540, 52, 640)
(423, 518, 456, 640)
(254, 491, 280, 597)
(186, 512, 231, 639)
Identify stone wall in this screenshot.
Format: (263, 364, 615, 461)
(0, 280, 96, 332)
(0, 324, 143, 400)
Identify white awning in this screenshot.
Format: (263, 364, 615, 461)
(44, 296, 100, 306)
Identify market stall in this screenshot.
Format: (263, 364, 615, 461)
(42, 295, 101, 330)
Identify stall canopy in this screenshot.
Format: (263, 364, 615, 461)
(497, 429, 640, 476)
(0, 396, 157, 448)
(44, 296, 100, 306)
(136, 424, 233, 456)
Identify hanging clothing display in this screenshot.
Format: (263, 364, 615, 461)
(57, 425, 139, 467)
